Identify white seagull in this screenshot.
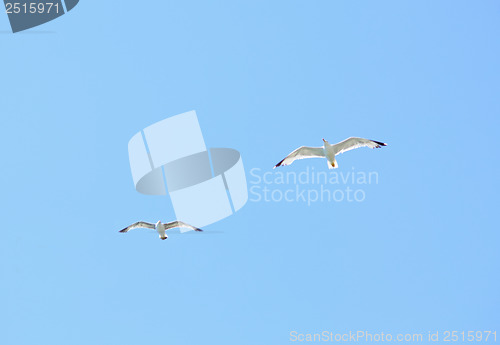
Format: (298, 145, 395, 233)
(274, 137, 387, 169)
(119, 220, 202, 240)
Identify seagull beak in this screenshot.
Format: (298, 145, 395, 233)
(322, 138, 326, 142)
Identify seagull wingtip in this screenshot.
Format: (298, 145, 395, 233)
(371, 140, 388, 147)
(274, 158, 285, 168)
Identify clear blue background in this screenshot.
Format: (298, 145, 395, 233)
(1, 1, 498, 344)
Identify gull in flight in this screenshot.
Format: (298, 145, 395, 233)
(119, 220, 202, 240)
(274, 137, 387, 169)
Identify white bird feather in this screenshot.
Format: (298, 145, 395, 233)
(119, 220, 203, 240)
(274, 137, 387, 169)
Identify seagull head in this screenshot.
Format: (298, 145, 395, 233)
(155, 220, 162, 228)
(322, 138, 328, 144)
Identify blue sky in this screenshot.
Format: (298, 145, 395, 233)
(1, 1, 499, 344)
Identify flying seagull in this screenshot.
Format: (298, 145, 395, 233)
(119, 220, 202, 240)
(274, 137, 387, 169)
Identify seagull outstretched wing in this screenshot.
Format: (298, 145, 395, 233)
(119, 221, 155, 233)
(165, 221, 203, 232)
(274, 146, 325, 168)
(332, 137, 387, 155)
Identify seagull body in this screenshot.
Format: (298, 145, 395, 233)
(274, 137, 387, 169)
(119, 220, 202, 240)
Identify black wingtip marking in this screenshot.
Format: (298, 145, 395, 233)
(274, 158, 285, 168)
(371, 140, 387, 147)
